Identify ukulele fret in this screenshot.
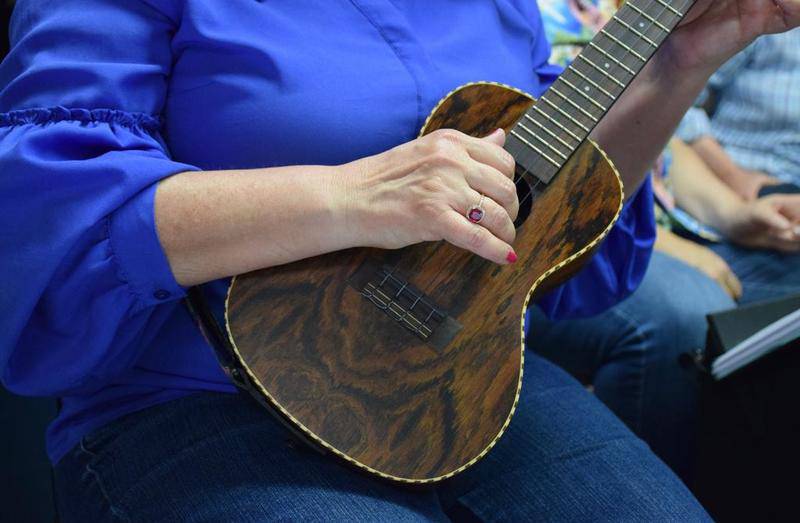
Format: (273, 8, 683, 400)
(588, 42, 636, 75)
(611, 16, 658, 48)
(514, 124, 570, 160)
(566, 66, 617, 100)
(651, 0, 683, 17)
(523, 113, 574, 150)
(576, 54, 627, 88)
(626, 2, 670, 32)
(598, 30, 647, 63)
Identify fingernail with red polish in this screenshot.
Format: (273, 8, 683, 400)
(506, 250, 518, 264)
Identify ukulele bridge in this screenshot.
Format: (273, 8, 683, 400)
(349, 261, 462, 350)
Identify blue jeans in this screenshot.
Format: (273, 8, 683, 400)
(529, 245, 800, 484)
(54, 354, 709, 522)
(528, 251, 736, 484)
(709, 242, 800, 305)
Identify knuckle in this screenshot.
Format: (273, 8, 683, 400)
(498, 178, 518, 205)
(496, 149, 516, 175)
(428, 130, 461, 152)
(418, 175, 447, 195)
(501, 222, 517, 244)
(433, 128, 462, 143)
(488, 205, 508, 228)
(423, 150, 460, 170)
(503, 150, 516, 170)
(416, 197, 442, 219)
(491, 209, 516, 243)
(509, 200, 520, 221)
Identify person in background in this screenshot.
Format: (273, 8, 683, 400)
(531, 0, 800, 486)
(676, 29, 800, 304)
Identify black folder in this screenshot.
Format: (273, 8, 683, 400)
(695, 293, 800, 522)
(706, 293, 800, 360)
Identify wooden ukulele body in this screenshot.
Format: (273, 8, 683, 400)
(224, 82, 623, 483)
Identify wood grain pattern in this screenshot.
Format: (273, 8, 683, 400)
(225, 82, 623, 482)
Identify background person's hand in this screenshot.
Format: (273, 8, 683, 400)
(342, 128, 520, 265)
(656, 229, 743, 300)
(721, 194, 800, 252)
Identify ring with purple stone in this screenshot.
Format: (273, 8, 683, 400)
(466, 194, 486, 224)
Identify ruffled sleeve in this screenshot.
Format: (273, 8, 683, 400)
(0, 0, 197, 396)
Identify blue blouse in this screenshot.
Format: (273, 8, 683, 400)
(0, 0, 655, 463)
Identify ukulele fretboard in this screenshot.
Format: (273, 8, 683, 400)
(506, 0, 697, 185)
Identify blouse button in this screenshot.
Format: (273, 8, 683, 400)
(153, 289, 171, 300)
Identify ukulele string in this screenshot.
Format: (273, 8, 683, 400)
(379, 0, 680, 290)
(510, 0, 679, 213)
(512, 0, 674, 206)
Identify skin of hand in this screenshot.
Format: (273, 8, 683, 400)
(667, 138, 800, 251)
(340, 128, 520, 264)
(721, 194, 800, 251)
(655, 227, 743, 300)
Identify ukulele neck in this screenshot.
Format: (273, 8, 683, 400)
(506, 0, 697, 185)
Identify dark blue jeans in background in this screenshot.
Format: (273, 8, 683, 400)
(530, 246, 800, 484)
(54, 353, 709, 522)
(710, 242, 800, 306)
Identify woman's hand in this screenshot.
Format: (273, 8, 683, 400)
(340, 128, 519, 265)
(661, 0, 800, 74)
(720, 194, 800, 251)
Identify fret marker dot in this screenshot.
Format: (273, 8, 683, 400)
(604, 63, 610, 68)
(584, 86, 590, 92)
(639, 22, 645, 28)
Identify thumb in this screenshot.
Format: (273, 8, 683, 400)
(483, 128, 507, 147)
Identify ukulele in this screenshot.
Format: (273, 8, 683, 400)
(189, 0, 696, 483)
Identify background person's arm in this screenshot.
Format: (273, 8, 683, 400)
(671, 40, 778, 200)
(669, 138, 800, 251)
(690, 135, 778, 200)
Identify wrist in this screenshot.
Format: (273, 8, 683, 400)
(330, 155, 387, 249)
(650, 38, 719, 86)
(724, 168, 763, 201)
(713, 197, 748, 239)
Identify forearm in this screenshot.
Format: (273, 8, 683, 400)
(156, 128, 521, 287)
(690, 135, 742, 183)
(590, 54, 714, 198)
(155, 164, 356, 286)
(668, 138, 744, 230)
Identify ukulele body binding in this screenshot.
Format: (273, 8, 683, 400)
(221, 81, 624, 483)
